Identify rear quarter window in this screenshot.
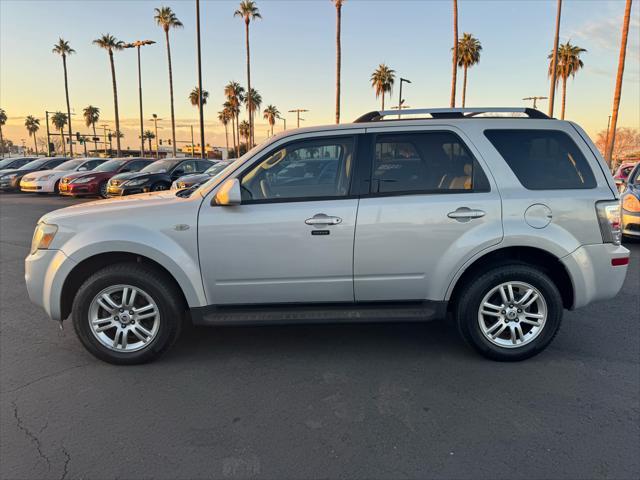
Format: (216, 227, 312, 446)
(484, 129, 596, 190)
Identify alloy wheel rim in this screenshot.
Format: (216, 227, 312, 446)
(100, 182, 108, 197)
(88, 284, 160, 353)
(477, 281, 547, 349)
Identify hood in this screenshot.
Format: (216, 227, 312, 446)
(41, 190, 190, 224)
(64, 171, 111, 182)
(177, 173, 209, 183)
(23, 169, 60, 180)
(109, 171, 164, 184)
(0, 168, 19, 175)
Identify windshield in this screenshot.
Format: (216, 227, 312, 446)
(93, 159, 127, 172)
(18, 158, 49, 170)
(54, 159, 85, 171)
(0, 158, 29, 169)
(205, 163, 229, 175)
(140, 159, 179, 173)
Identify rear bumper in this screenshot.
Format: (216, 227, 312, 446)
(561, 243, 630, 309)
(621, 210, 640, 237)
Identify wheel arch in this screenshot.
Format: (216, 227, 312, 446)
(447, 246, 575, 310)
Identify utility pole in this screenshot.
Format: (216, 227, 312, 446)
(281, 117, 286, 131)
(288, 109, 309, 128)
(123, 39, 155, 160)
(101, 124, 109, 157)
(151, 114, 161, 159)
(195, 0, 206, 159)
(398, 78, 412, 118)
(523, 96, 548, 110)
(45, 111, 52, 156)
(548, 0, 562, 117)
(191, 125, 195, 156)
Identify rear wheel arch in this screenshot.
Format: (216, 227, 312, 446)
(448, 246, 574, 311)
(60, 252, 188, 321)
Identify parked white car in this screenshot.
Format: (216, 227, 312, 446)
(20, 158, 106, 193)
(26, 108, 630, 364)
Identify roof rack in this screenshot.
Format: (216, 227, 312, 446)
(353, 107, 551, 123)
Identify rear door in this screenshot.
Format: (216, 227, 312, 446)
(353, 126, 503, 302)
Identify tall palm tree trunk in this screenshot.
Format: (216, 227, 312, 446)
(335, 2, 341, 124)
(605, 0, 632, 168)
(462, 65, 468, 108)
(224, 123, 229, 153)
(231, 116, 237, 158)
(108, 51, 122, 156)
(62, 55, 74, 156)
(450, 0, 458, 107)
(60, 129, 66, 155)
(165, 30, 177, 156)
(148, 138, 152, 153)
(245, 20, 253, 147)
(32, 133, 38, 155)
(92, 123, 98, 154)
(0, 126, 4, 157)
(236, 116, 241, 156)
(381, 92, 385, 111)
(560, 76, 567, 120)
(548, 0, 562, 117)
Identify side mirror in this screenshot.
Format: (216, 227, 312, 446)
(213, 178, 242, 206)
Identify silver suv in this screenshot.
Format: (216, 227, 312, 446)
(25, 108, 630, 364)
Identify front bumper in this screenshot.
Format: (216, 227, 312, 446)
(25, 248, 77, 321)
(59, 182, 99, 196)
(0, 176, 21, 191)
(621, 209, 640, 238)
(107, 184, 150, 197)
(20, 179, 56, 193)
(561, 243, 630, 309)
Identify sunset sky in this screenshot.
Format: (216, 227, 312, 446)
(1, 0, 638, 150)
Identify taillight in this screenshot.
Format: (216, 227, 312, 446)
(622, 194, 640, 213)
(595, 201, 621, 245)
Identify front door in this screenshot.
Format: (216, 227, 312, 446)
(198, 134, 361, 305)
(353, 127, 503, 302)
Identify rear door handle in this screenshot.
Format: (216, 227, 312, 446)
(447, 207, 486, 221)
(305, 213, 342, 226)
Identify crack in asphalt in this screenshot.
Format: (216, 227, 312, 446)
(3, 363, 90, 394)
(12, 401, 51, 470)
(60, 446, 71, 480)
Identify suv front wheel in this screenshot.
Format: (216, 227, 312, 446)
(72, 263, 183, 365)
(455, 265, 563, 361)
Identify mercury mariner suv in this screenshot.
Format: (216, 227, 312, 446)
(25, 108, 630, 365)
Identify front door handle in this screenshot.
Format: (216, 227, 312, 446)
(447, 207, 486, 221)
(305, 213, 342, 226)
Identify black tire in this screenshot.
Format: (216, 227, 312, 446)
(53, 180, 61, 194)
(72, 263, 183, 365)
(98, 181, 108, 198)
(455, 264, 563, 361)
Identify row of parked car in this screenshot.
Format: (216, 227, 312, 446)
(0, 156, 232, 198)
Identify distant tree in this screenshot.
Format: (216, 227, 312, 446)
(239, 120, 250, 147)
(370, 64, 395, 110)
(244, 88, 261, 145)
(596, 127, 640, 168)
(548, 42, 587, 120)
(25, 115, 40, 155)
(0, 108, 7, 156)
(52, 38, 75, 155)
(51, 111, 68, 155)
(263, 105, 280, 136)
(189, 86, 209, 107)
(454, 33, 482, 108)
(218, 109, 232, 153)
(142, 130, 156, 154)
(83, 105, 100, 153)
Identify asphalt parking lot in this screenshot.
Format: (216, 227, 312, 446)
(0, 192, 638, 480)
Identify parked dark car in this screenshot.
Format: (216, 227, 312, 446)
(60, 158, 154, 198)
(0, 156, 38, 173)
(621, 162, 640, 239)
(170, 161, 231, 190)
(0, 157, 69, 191)
(107, 158, 213, 196)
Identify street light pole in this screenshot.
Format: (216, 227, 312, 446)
(151, 114, 160, 159)
(195, 0, 206, 159)
(124, 40, 155, 158)
(101, 124, 109, 157)
(398, 78, 412, 118)
(191, 125, 195, 156)
(280, 116, 286, 131)
(45, 111, 52, 156)
(288, 109, 309, 128)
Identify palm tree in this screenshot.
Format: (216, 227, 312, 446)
(93, 34, 124, 156)
(24, 116, 40, 155)
(52, 38, 75, 156)
(239, 120, 250, 147)
(548, 41, 586, 120)
(450, 0, 458, 107)
(370, 64, 395, 110)
(83, 105, 100, 154)
(154, 6, 183, 157)
(225, 81, 245, 158)
(548, 0, 562, 117)
(606, 0, 633, 167)
(234, 0, 261, 147)
(51, 112, 68, 155)
(189, 87, 209, 107)
(454, 33, 482, 108)
(142, 130, 155, 155)
(332, 0, 344, 124)
(0, 109, 6, 158)
(218, 109, 231, 153)
(263, 105, 280, 137)
(244, 88, 262, 145)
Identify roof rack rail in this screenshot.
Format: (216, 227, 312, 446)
(353, 107, 551, 123)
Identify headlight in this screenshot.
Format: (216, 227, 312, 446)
(30, 223, 58, 255)
(37, 174, 54, 181)
(622, 194, 640, 213)
(71, 177, 95, 184)
(126, 178, 149, 186)
(2, 173, 18, 179)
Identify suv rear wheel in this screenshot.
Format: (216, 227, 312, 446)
(71, 263, 183, 365)
(455, 264, 563, 361)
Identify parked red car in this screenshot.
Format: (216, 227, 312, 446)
(59, 158, 154, 198)
(613, 161, 639, 192)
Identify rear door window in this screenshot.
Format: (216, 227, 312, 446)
(484, 129, 596, 189)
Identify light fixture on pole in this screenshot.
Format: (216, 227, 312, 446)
(195, 0, 206, 159)
(398, 78, 412, 118)
(522, 96, 548, 110)
(150, 114, 161, 159)
(288, 109, 309, 128)
(123, 39, 155, 157)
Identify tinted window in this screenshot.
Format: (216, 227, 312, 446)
(176, 160, 198, 174)
(372, 132, 489, 194)
(126, 160, 152, 172)
(18, 159, 49, 170)
(94, 159, 127, 172)
(485, 129, 596, 190)
(0, 158, 32, 169)
(629, 165, 640, 185)
(80, 159, 104, 170)
(140, 159, 179, 173)
(197, 160, 213, 171)
(54, 159, 85, 171)
(241, 137, 355, 201)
